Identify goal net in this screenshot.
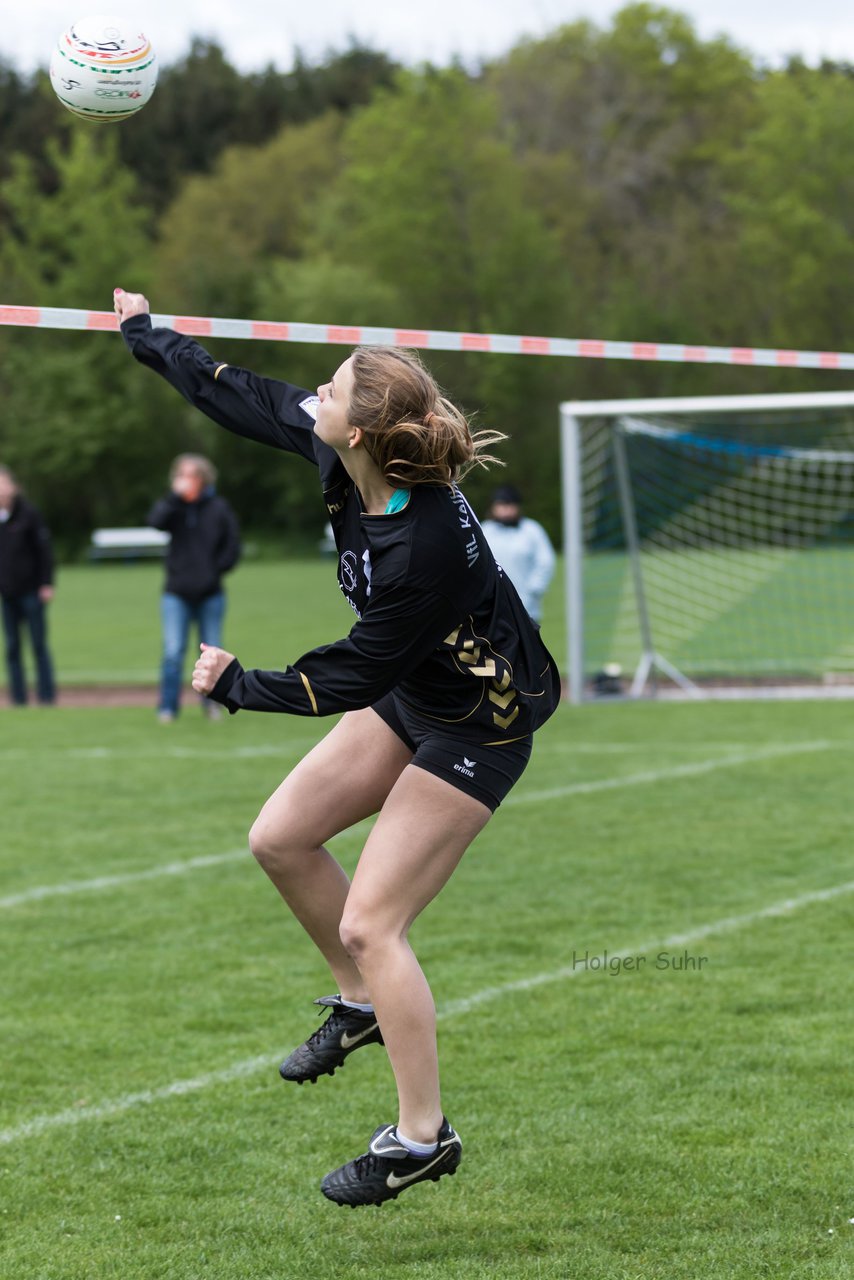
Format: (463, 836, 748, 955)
(560, 391, 854, 701)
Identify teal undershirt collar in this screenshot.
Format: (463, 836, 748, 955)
(384, 488, 410, 514)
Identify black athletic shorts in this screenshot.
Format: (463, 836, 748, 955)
(371, 690, 532, 813)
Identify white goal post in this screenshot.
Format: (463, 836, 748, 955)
(560, 389, 854, 703)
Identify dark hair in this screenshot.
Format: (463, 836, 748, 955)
(348, 346, 505, 487)
(492, 484, 523, 505)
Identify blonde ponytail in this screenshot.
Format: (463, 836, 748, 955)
(349, 346, 505, 487)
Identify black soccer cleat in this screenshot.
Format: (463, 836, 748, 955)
(279, 995, 384, 1085)
(320, 1118, 461, 1207)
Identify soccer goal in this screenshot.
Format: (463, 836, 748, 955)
(560, 390, 854, 702)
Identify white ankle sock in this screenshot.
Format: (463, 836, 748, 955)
(395, 1127, 438, 1158)
(340, 998, 374, 1014)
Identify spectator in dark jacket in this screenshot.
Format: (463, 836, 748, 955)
(148, 454, 241, 721)
(0, 466, 56, 706)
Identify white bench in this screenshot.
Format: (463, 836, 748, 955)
(90, 527, 171, 561)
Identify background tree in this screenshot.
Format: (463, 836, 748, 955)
(727, 63, 854, 355)
(152, 112, 346, 318)
(0, 130, 178, 549)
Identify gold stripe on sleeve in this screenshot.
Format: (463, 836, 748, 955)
(213, 363, 229, 381)
(298, 670, 319, 714)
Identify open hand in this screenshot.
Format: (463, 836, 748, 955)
(113, 287, 150, 323)
(192, 643, 236, 695)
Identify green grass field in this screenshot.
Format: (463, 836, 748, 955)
(3, 663, 853, 1275)
(29, 557, 567, 690)
(43, 560, 367, 687)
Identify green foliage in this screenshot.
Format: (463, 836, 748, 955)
(0, 131, 150, 305)
(0, 41, 400, 214)
(0, 64, 62, 198)
(313, 69, 567, 335)
(0, 131, 178, 548)
(728, 65, 854, 351)
(153, 112, 346, 316)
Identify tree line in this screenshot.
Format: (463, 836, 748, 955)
(2, 4, 853, 551)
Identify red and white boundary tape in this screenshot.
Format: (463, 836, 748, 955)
(2, 304, 854, 371)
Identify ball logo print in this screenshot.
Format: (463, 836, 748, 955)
(339, 551, 358, 594)
(49, 15, 157, 122)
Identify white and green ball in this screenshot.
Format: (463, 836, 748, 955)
(50, 15, 157, 122)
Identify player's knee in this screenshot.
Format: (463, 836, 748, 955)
(338, 911, 365, 959)
(338, 907, 382, 960)
(248, 815, 295, 872)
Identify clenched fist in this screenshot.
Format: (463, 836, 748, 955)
(113, 287, 150, 323)
(193, 643, 236, 695)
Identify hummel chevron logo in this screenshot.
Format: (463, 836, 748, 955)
(340, 1022, 379, 1050)
(386, 1151, 448, 1189)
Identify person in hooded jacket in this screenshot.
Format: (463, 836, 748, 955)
(147, 453, 241, 721)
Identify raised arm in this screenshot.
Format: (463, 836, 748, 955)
(115, 290, 320, 463)
(146, 491, 183, 531)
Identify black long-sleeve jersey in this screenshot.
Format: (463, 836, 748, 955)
(122, 314, 561, 743)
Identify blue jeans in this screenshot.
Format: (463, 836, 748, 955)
(2, 593, 56, 705)
(159, 591, 226, 715)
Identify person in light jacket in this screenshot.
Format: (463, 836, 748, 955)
(481, 485, 555, 623)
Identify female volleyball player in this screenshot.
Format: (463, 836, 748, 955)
(114, 288, 561, 1207)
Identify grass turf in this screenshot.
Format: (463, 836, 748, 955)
(42, 559, 359, 687)
(2, 697, 853, 1278)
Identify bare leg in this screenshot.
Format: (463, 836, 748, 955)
(249, 708, 412, 1002)
(339, 766, 491, 1141)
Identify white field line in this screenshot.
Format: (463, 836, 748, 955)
(2, 874, 852, 1147)
(0, 739, 832, 911)
(437, 877, 854, 1016)
(0, 851, 248, 909)
(507, 739, 831, 806)
(0, 741, 320, 763)
(1, 739, 777, 763)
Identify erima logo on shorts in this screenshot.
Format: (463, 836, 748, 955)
(453, 757, 477, 778)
